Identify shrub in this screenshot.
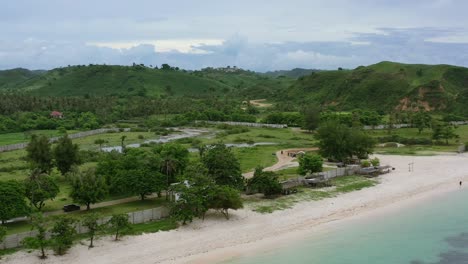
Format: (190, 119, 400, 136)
(137, 135, 145, 139)
(361, 160, 371, 167)
(370, 157, 380, 166)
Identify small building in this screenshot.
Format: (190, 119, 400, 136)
(50, 111, 64, 119)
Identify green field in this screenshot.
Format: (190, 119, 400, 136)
(0, 130, 79, 146)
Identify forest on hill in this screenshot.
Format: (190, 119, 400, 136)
(284, 61, 468, 116)
(1, 61, 468, 134)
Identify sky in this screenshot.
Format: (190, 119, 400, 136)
(1, 0, 468, 71)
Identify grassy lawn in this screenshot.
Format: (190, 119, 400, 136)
(234, 145, 279, 172)
(245, 175, 377, 214)
(0, 130, 79, 146)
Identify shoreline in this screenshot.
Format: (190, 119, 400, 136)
(186, 168, 468, 264)
(3, 153, 468, 264)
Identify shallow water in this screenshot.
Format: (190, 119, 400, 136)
(228, 188, 468, 264)
(101, 128, 208, 152)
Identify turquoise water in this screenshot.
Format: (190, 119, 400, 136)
(229, 189, 468, 264)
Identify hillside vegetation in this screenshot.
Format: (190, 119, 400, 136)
(2, 65, 292, 99)
(0, 68, 45, 90)
(285, 61, 468, 115)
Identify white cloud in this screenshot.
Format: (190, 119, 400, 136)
(87, 39, 224, 54)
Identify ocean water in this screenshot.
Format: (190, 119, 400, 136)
(228, 189, 468, 264)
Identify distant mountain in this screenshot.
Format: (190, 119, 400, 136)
(262, 68, 322, 79)
(0, 65, 293, 99)
(285, 61, 468, 116)
(0, 68, 45, 90)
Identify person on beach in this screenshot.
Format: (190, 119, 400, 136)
(460, 181, 463, 187)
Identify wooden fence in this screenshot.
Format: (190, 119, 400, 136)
(0, 206, 170, 250)
(0, 128, 130, 153)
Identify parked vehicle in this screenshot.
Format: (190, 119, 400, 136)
(63, 204, 81, 212)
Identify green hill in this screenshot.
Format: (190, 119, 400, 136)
(0, 68, 45, 90)
(5, 65, 291, 99)
(285, 61, 468, 115)
(262, 68, 322, 79)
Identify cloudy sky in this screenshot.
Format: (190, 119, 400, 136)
(1, 0, 468, 71)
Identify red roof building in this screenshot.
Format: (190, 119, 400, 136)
(50, 111, 64, 118)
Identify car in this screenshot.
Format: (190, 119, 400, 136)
(63, 204, 81, 212)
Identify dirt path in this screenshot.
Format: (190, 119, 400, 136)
(242, 148, 318, 178)
(249, 99, 272, 108)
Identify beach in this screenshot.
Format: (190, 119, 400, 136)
(4, 153, 468, 264)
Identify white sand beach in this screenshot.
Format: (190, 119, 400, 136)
(4, 153, 468, 264)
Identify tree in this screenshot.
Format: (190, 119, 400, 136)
(117, 148, 165, 199)
(94, 139, 108, 151)
(153, 143, 189, 189)
(77, 112, 99, 130)
(107, 214, 131, 241)
(0, 180, 29, 224)
(26, 134, 53, 173)
(202, 143, 243, 189)
(70, 169, 108, 210)
(316, 120, 375, 162)
(209, 186, 243, 220)
(24, 170, 59, 210)
(22, 213, 50, 259)
(120, 135, 127, 152)
(0, 225, 6, 244)
(53, 134, 80, 175)
(298, 154, 323, 176)
(246, 167, 282, 196)
(50, 216, 76, 255)
(432, 122, 459, 145)
(413, 112, 432, 134)
(81, 213, 102, 248)
(170, 162, 217, 224)
(124, 169, 165, 200)
(301, 106, 321, 131)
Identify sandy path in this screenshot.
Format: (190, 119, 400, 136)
(4, 153, 468, 264)
(242, 148, 318, 178)
(249, 99, 272, 108)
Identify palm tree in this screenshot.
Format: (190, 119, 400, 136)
(94, 139, 108, 152)
(120, 135, 127, 152)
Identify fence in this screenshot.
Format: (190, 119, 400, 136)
(363, 121, 468, 130)
(0, 128, 130, 153)
(281, 166, 360, 189)
(196, 120, 287, 129)
(0, 206, 170, 250)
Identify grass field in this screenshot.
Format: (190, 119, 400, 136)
(0, 130, 79, 146)
(370, 125, 468, 154)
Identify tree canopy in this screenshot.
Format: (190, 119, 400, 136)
(202, 143, 243, 189)
(24, 170, 59, 210)
(70, 169, 108, 210)
(53, 134, 80, 175)
(316, 120, 375, 162)
(26, 134, 53, 173)
(0, 180, 29, 224)
(246, 167, 282, 196)
(297, 153, 323, 176)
